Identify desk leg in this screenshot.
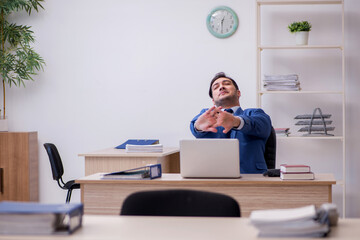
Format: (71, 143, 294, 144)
(158, 152, 180, 173)
(328, 185, 332, 202)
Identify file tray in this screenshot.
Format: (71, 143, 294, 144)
(294, 108, 334, 136)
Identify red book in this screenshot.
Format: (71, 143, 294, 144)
(280, 164, 311, 173)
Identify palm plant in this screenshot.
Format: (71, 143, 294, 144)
(0, 0, 45, 119)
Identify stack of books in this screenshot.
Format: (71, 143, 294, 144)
(0, 201, 83, 235)
(263, 74, 300, 91)
(250, 205, 331, 237)
(125, 143, 163, 153)
(115, 139, 163, 153)
(280, 164, 314, 180)
(275, 128, 290, 137)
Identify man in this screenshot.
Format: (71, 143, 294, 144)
(190, 72, 272, 174)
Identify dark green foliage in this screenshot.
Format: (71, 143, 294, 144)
(288, 21, 312, 33)
(0, 0, 45, 117)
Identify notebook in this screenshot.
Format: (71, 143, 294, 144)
(180, 139, 240, 178)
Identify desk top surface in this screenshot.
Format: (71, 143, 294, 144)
(78, 147, 179, 157)
(76, 173, 336, 185)
(0, 216, 358, 240)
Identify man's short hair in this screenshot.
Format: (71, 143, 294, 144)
(209, 72, 239, 98)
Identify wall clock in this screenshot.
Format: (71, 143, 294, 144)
(206, 6, 239, 38)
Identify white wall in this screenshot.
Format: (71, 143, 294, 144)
(2, 0, 360, 217)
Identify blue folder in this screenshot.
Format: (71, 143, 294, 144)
(115, 139, 159, 149)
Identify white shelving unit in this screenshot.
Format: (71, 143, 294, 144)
(256, 0, 346, 216)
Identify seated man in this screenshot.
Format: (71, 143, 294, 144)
(190, 72, 272, 174)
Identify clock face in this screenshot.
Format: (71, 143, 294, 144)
(206, 6, 239, 38)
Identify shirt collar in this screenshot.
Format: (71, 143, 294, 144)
(223, 106, 240, 113)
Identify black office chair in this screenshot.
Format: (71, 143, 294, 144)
(43, 143, 80, 203)
(264, 126, 276, 169)
(120, 189, 241, 217)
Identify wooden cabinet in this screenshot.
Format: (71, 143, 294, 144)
(0, 132, 38, 201)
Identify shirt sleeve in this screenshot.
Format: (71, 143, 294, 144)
(234, 116, 245, 130)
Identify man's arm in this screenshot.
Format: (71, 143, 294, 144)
(238, 108, 272, 139)
(216, 111, 241, 134)
(192, 106, 222, 133)
(191, 107, 244, 135)
(190, 107, 223, 138)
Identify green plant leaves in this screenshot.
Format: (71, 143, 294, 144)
(0, 0, 44, 15)
(0, 0, 45, 117)
(288, 21, 312, 33)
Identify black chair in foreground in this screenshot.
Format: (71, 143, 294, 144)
(43, 143, 80, 203)
(120, 189, 241, 217)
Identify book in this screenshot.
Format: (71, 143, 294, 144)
(275, 128, 290, 136)
(102, 164, 162, 180)
(125, 143, 163, 153)
(115, 139, 159, 149)
(263, 74, 301, 91)
(263, 74, 299, 80)
(250, 205, 330, 237)
(250, 205, 317, 225)
(264, 85, 301, 91)
(0, 201, 83, 235)
(280, 171, 315, 180)
(280, 164, 310, 173)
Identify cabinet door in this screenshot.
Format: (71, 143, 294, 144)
(0, 132, 38, 201)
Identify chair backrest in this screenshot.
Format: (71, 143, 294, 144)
(120, 189, 241, 217)
(43, 143, 64, 181)
(264, 126, 276, 169)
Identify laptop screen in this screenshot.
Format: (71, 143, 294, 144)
(180, 139, 240, 178)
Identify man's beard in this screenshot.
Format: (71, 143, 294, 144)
(214, 94, 238, 107)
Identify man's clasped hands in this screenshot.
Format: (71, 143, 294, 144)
(194, 106, 241, 134)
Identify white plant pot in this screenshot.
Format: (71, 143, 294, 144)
(295, 31, 309, 45)
(0, 117, 8, 132)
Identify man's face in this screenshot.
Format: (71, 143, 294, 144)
(211, 77, 240, 107)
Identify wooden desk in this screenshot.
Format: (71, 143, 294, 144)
(76, 173, 336, 217)
(0, 216, 359, 240)
(78, 147, 180, 175)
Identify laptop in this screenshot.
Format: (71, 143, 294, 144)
(180, 139, 240, 178)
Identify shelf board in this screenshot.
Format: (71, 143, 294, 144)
(257, 0, 342, 5)
(277, 136, 343, 140)
(259, 90, 344, 94)
(259, 45, 343, 50)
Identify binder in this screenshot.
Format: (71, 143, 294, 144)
(115, 139, 159, 149)
(0, 201, 83, 235)
(102, 164, 162, 180)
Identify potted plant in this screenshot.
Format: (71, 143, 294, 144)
(288, 21, 312, 45)
(0, 0, 45, 131)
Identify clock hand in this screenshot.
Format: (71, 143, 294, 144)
(221, 17, 225, 32)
